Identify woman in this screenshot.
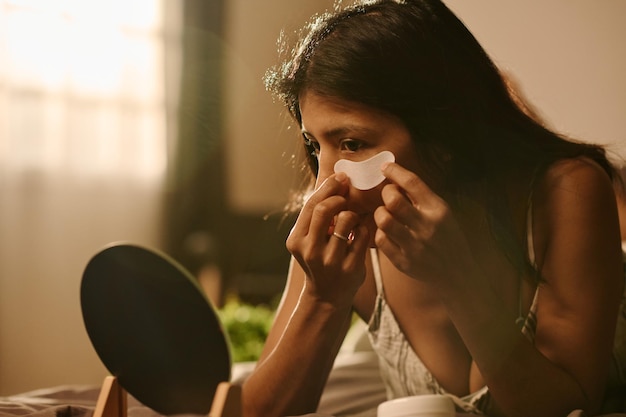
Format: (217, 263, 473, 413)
(242, 1, 626, 416)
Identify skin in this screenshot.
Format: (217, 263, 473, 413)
(241, 91, 623, 417)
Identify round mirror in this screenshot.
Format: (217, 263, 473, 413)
(80, 243, 231, 415)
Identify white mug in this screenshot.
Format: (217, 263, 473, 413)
(377, 394, 455, 417)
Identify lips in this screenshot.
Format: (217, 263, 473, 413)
(334, 151, 395, 190)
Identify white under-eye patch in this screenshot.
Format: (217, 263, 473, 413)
(334, 151, 395, 190)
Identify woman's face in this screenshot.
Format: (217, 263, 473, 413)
(299, 90, 419, 236)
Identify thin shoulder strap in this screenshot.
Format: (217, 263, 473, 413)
(516, 197, 535, 328)
(517, 179, 540, 332)
(526, 167, 543, 268)
(370, 248, 384, 295)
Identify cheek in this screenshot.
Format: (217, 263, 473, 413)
(395, 150, 420, 175)
(345, 183, 385, 214)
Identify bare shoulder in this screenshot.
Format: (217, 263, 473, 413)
(539, 157, 614, 201)
(530, 155, 622, 301)
(533, 157, 618, 236)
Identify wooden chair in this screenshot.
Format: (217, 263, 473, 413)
(93, 376, 242, 417)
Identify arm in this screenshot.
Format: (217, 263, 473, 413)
(242, 173, 370, 417)
(375, 159, 623, 417)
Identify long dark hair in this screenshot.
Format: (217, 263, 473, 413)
(265, 0, 617, 275)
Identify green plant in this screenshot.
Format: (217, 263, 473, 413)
(217, 296, 275, 362)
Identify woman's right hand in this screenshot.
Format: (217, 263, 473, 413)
(286, 172, 370, 306)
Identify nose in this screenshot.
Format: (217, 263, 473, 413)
(314, 150, 339, 189)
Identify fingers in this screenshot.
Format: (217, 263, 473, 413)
(374, 226, 407, 273)
(328, 217, 370, 277)
(376, 163, 456, 280)
(292, 173, 349, 240)
(327, 210, 359, 253)
(378, 162, 442, 234)
(374, 170, 424, 255)
(381, 162, 429, 206)
(374, 202, 412, 244)
(343, 223, 370, 270)
(309, 195, 350, 246)
(287, 171, 366, 258)
(379, 183, 419, 229)
(286, 176, 369, 301)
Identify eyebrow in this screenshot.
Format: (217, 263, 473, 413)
(301, 125, 374, 140)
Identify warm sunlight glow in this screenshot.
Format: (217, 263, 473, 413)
(0, 0, 167, 183)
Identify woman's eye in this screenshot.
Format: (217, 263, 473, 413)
(340, 139, 363, 153)
(303, 135, 320, 156)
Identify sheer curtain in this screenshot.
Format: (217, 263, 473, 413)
(0, 0, 179, 394)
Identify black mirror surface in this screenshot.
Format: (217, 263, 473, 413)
(81, 243, 231, 415)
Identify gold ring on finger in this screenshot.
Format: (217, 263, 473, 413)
(332, 231, 349, 242)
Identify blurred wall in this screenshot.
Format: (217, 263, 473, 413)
(0, 0, 179, 396)
(445, 0, 626, 161)
(222, 0, 336, 214)
(0, 181, 164, 395)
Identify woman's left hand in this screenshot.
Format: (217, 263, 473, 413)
(373, 162, 473, 284)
